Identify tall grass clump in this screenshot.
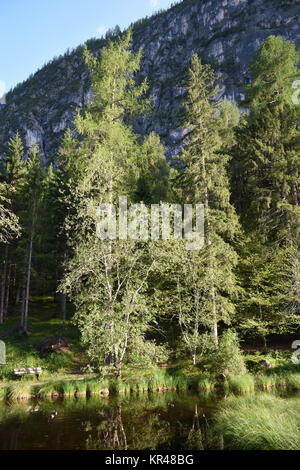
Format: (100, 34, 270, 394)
(285, 373, 300, 391)
(60, 380, 77, 397)
(225, 374, 255, 395)
(190, 375, 215, 392)
(215, 395, 300, 450)
(256, 373, 279, 390)
(86, 378, 110, 396)
(0, 385, 7, 400)
(37, 380, 64, 398)
(147, 370, 188, 391)
(6, 381, 33, 401)
(73, 380, 88, 396)
(37, 381, 55, 398)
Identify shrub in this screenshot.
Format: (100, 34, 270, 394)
(209, 330, 247, 377)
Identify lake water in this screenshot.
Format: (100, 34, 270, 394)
(0, 391, 224, 450)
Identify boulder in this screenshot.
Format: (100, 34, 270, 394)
(260, 359, 271, 370)
(36, 336, 70, 354)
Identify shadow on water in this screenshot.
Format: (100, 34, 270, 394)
(0, 390, 224, 450)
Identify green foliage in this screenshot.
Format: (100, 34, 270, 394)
(231, 35, 300, 342)
(173, 55, 241, 354)
(209, 330, 247, 377)
(125, 337, 169, 366)
(216, 395, 300, 450)
(0, 183, 20, 243)
(225, 374, 255, 395)
(61, 30, 170, 379)
(1, 22, 300, 407)
(247, 35, 300, 111)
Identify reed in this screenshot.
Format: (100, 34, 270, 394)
(6, 381, 33, 401)
(73, 380, 88, 396)
(215, 394, 300, 450)
(224, 374, 255, 395)
(189, 375, 215, 392)
(285, 372, 300, 391)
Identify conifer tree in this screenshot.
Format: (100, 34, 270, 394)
(61, 31, 164, 377)
(231, 36, 300, 342)
(173, 55, 240, 351)
(45, 129, 83, 320)
(232, 36, 300, 240)
(135, 132, 170, 204)
(19, 145, 44, 333)
(0, 133, 25, 323)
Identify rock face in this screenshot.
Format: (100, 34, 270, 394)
(0, 0, 300, 160)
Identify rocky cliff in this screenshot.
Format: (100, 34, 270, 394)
(0, 0, 300, 160)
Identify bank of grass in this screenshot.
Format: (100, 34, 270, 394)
(0, 297, 84, 381)
(116, 367, 216, 395)
(215, 394, 300, 450)
(0, 368, 216, 401)
(2, 299, 300, 399)
(3, 354, 300, 400)
(225, 374, 255, 395)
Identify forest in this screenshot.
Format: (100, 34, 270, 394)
(0, 30, 299, 391)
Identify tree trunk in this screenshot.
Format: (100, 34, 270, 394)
(114, 360, 122, 380)
(15, 287, 20, 306)
(21, 195, 37, 334)
(60, 293, 67, 322)
(202, 152, 219, 347)
(212, 286, 218, 347)
(4, 261, 11, 318)
(61, 250, 68, 321)
(0, 246, 9, 324)
(21, 230, 33, 334)
(293, 184, 299, 206)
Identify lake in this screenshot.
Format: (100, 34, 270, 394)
(0, 391, 223, 450)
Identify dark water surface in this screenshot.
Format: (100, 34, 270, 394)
(0, 391, 224, 450)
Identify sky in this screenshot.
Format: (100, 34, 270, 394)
(0, 0, 177, 97)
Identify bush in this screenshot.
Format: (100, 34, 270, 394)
(209, 330, 247, 377)
(125, 337, 169, 366)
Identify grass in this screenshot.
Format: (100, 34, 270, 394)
(225, 374, 255, 395)
(2, 298, 300, 400)
(3, 367, 300, 401)
(256, 373, 279, 390)
(6, 381, 33, 400)
(0, 297, 83, 381)
(215, 394, 300, 450)
(189, 375, 215, 392)
(285, 373, 300, 391)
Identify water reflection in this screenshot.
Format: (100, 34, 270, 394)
(0, 391, 221, 450)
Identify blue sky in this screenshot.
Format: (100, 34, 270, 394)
(0, 0, 177, 97)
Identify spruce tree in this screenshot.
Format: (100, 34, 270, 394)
(19, 145, 44, 333)
(232, 36, 300, 240)
(0, 133, 25, 323)
(231, 36, 300, 342)
(173, 55, 240, 352)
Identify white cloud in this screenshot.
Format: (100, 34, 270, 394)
(150, 0, 159, 8)
(96, 25, 108, 36)
(0, 80, 6, 98)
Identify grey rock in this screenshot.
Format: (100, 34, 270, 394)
(0, 0, 299, 160)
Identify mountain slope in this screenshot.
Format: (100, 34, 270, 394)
(0, 0, 299, 160)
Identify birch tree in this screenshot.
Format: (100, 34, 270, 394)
(61, 31, 164, 378)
